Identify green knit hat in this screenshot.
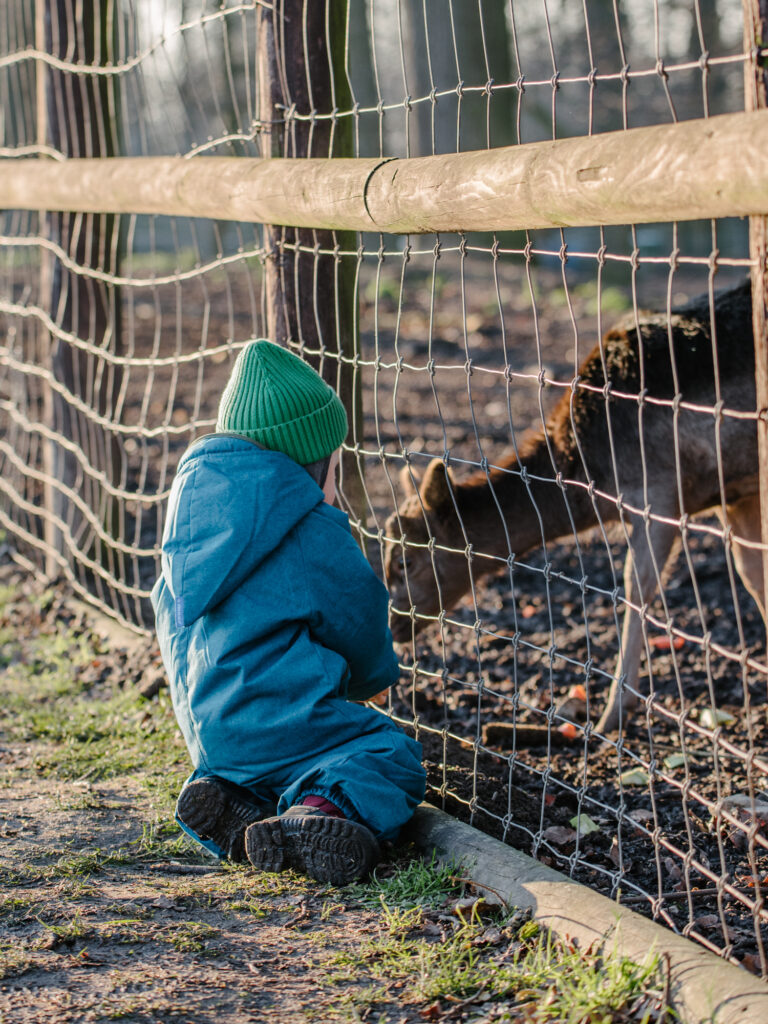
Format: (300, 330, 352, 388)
(216, 340, 348, 465)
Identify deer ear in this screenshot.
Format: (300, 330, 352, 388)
(420, 459, 455, 510)
(399, 465, 419, 497)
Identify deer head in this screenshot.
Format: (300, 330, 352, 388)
(383, 459, 474, 642)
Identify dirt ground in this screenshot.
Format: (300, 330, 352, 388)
(0, 557, 677, 1024)
(5, 247, 768, 978)
(2, 772, 373, 1024)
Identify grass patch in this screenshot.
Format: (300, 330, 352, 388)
(0, 939, 34, 981)
(0, 585, 187, 806)
(100, 919, 154, 944)
(351, 850, 463, 909)
(40, 912, 92, 947)
(0, 894, 41, 925)
(229, 896, 271, 918)
(0, 864, 42, 888)
(329, 920, 667, 1020)
(46, 846, 137, 879)
(161, 920, 219, 953)
(329, 857, 672, 1022)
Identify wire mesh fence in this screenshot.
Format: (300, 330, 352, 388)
(1, 0, 768, 978)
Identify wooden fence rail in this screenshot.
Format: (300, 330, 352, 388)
(2, 108, 768, 232)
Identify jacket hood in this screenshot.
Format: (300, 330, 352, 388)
(160, 433, 323, 626)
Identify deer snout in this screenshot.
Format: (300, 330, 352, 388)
(383, 538, 442, 643)
(386, 569, 439, 643)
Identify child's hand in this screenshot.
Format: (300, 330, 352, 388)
(357, 689, 389, 706)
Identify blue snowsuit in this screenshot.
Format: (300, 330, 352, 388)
(151, 433, 425, 855)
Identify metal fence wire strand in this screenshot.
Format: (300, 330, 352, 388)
(1, 0, 767, 978)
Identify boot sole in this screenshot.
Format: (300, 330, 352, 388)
(244, 814, 380, 885)
(176, 778, 267, 862)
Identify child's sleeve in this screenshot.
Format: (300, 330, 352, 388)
(299, 506, 400, 702)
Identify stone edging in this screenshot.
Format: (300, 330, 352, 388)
(406, 803, 768, 1024)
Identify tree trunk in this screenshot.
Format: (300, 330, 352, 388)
(257, 0, 365, 534)
(743, 0, 768, 624)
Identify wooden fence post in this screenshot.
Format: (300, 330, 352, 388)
(743, 0, 768, 614)
(257, 0, 366, 535)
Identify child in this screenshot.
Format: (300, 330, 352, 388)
(151, 340, 426, 885)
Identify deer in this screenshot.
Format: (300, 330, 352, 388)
(383, 280, 767, 734)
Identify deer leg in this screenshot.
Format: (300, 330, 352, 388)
(716, 496, 767, 627)
(596, 519, 679, 734)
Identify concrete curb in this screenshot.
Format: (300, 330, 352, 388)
(406, 803, 768, 1024)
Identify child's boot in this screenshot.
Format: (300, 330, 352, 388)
(244, 805, 380, 885)
(176, 776, 274, 862)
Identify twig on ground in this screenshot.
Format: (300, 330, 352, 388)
(441, 982, 490, 1018)
(145, 861, 221, 875)
(449, 875, 510, 910)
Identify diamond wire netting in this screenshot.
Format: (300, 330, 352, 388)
(1, 0, 767, 975)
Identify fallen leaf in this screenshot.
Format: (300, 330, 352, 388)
(628, 808, 654, 824)
(722, 795, 768, 819)
(568, 683, 587, 702)
(521, 604, 537, 619)
(569, 813, 600, 836)
(542, 825, 577, 846)
(694, 914, 720, 931)
(663, 753, 687, 770)
(700, 708, 735, 729)
(607, 837, 629, 869)
(472, 926, 504, 946)
(740, 953, 763, 976)
(620, 768, 650, 786)
(664, 857, 683, 882)
(450, 897, 497, 922)
(558, 722, 578, 740)
(419, 1001, 443, 1021)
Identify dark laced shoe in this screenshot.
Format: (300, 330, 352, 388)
(244, 806, 380, 885)
(176, 776, 274, 862)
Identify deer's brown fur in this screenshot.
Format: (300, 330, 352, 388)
(384, 281, 766, 733)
